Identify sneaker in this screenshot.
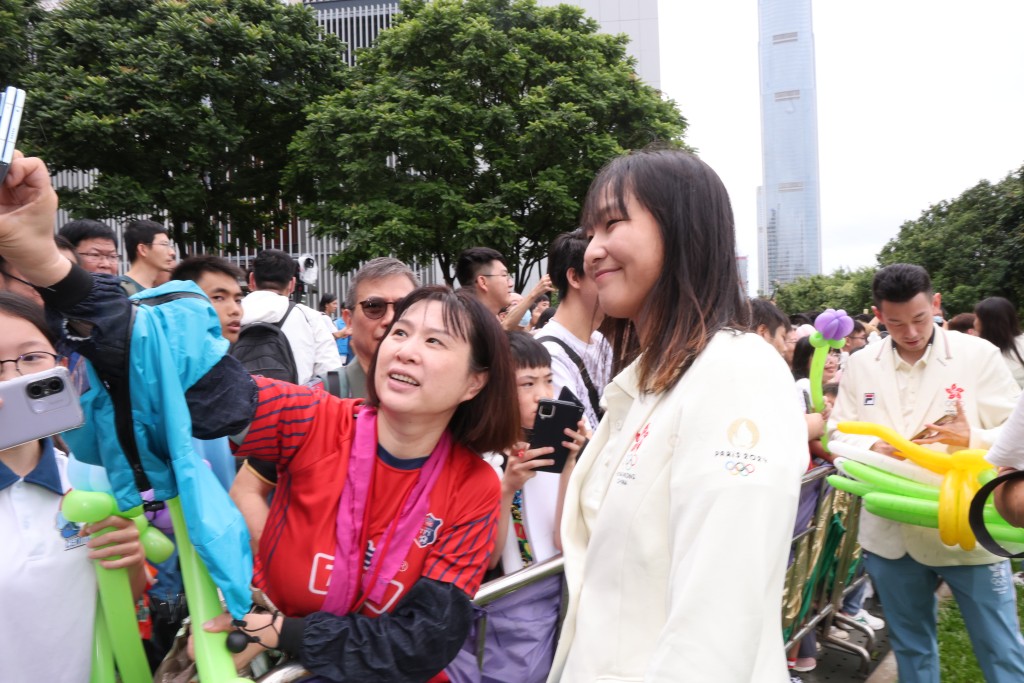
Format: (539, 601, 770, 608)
(845, 608, 885, 631)
(1013, 571, 1024, 588)
(828, 625, 849, 640)
(791, 657, 816, 673)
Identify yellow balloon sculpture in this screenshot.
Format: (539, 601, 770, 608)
(835, 421, 995, 551)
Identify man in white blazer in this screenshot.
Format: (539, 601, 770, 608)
(830, 263, 1024, 683)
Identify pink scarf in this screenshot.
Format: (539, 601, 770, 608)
(322, 406, 451, 614)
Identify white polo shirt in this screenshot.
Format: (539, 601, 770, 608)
(0, 441, 96, 682)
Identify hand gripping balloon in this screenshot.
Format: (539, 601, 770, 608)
(827, 421, 1024, 551)
(809, 309, 853, 448)
(62, 456, 174, 683)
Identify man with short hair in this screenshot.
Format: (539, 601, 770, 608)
(536, 230, 611, 430)
(171, 255, 245, 344)
(122, 219, 177, 292)
(232, 256, 419, 552)
(455, 246, 512, 316)
(239, 248, 341, 386)
(59, 219, 120, 275)
(339, 256, 420, 393)
(830, 263, 1024, 682)
(749, 297, 792, 360)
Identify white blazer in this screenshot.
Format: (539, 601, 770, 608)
(549, 331, 807, 683)
(829, 326, 1020, 565)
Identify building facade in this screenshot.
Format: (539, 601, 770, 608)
(756, 0, 821, 296)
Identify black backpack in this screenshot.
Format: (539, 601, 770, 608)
(230, 302, 299, 383)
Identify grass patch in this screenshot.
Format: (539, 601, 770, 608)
(937, 573, 1024, 682)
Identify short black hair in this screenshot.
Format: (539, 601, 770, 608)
(59, 219, 117, 248)
(748, 298, 790, 335)
(251, 249, 296, 289)
(822, 382, 839, 398)
(507, 331, 551, 370)
(171, 255, 244, 283)
(873, 264, 932, 307)
(455, 247, 506, 288)
(124, 219, 169, 264)
(547, 230, 587, 300)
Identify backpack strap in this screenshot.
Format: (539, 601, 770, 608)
(968, 467, 1024, 558)
(277, 301, 297, 329)
(101, 291, 206, 496)
(537, 335, 605, 421)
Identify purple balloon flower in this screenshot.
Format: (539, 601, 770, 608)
(814, 308, 855, 341)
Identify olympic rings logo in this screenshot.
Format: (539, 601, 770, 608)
(725, 461, 755, 477)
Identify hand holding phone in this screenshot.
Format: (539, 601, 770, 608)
(529, 397, 585, 474)
(0, 366, 84, 451)
(912, 413, 957, 441)
(0, 86, 25, 185)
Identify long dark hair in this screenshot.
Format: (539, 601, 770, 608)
(974, 296, 1024, 366)
(581, 148, 748, 393)
(365, 285, 520, 454)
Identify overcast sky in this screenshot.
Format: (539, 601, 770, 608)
(656, 1, 1024, 292)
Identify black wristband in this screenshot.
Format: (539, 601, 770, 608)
(277, 616, 305, 656)
(36, 263, 94, 310)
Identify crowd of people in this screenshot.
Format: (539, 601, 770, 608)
(4, 147, 1024, 683)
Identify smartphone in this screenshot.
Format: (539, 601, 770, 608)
(529, 397, 585, 474)
(0, 86, 26, 184)
(0, 366, 84, 451)
(912, 413, 956, 441)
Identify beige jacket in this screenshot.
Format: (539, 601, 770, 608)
(829, 326, 1020, 565)
(549, 331, 807, 683)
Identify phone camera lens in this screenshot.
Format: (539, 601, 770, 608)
(27, 383, 44, 399)
(47, 378, 64, 393)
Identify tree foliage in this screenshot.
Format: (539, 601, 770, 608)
(288, 0, 687, 287)
(773, 267, 875, 317)
(22, 0, 347, 248)
(877, 166, 1024, 315)
(0, 0, 43, 86)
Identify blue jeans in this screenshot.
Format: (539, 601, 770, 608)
(864, 552, 1024, 683)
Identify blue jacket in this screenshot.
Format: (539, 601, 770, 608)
(63, 280, 253, 617)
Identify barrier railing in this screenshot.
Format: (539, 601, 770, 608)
(256, 465, 876, 681)
(783, 463, 877, 674)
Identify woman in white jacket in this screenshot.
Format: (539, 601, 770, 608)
(549, 149, 807, 682)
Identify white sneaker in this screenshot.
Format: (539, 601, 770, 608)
(828, 625, 849, 640)
(846, 608, 885, 631)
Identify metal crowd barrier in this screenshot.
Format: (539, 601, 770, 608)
(783, 463, 877, 675)
(256, 466, 875, 681)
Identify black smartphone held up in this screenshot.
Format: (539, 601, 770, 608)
(0, 366, 84, 451)
(529, 397, 585, 474)
(0, 86, 26, 184)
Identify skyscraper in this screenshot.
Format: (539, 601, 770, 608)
(536, 0, 660, 91)
(757, 0, 821, 296)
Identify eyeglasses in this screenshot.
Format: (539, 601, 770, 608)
(76, 251, 121, 263)
(0, 351, 60, 377)
(149, 241, 174, 249)
(358, 297, 403, 320)
(481, 272, 513, 281)
(848, 335, 867, 341)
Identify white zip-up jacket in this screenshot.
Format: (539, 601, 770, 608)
(240, 290, 342, 385)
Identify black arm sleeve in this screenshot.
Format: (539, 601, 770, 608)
(277, 578, 474, 683)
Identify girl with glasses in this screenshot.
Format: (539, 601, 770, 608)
(0, 292, 146, 683)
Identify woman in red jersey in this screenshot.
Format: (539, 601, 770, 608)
(1, 153, 521, 682)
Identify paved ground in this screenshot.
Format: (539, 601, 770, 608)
(792, 599, 894, 683)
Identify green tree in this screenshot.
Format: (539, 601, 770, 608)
(773, 267, 875, 317)
(23, 0, 347, 249)
(288, 0, 687, 288)
(0, 0, 42, 86)
(877, 166, 1024, 314)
